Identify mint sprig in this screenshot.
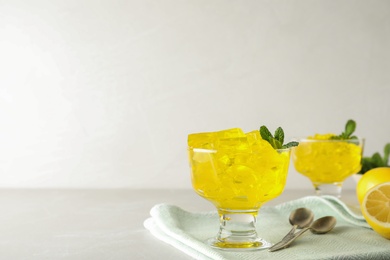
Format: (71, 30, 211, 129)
(360, 143, 390, 174)
(330, 119, 358, 140)
(259, 126, 299, 149)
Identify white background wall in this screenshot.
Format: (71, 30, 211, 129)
(0, 0, 389, 190)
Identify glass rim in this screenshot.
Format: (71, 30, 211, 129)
(294, 137, 365, 143)
(189, 147, 217, 153)
(188, 147, 292, 153)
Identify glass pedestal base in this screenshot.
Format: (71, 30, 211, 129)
(209, 209, 272, 251)
(208, 237, 271, 251)
(313, 182, 343, 198)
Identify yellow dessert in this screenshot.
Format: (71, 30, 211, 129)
(292, 133, 363, 183)
(188, 128, 290, 211)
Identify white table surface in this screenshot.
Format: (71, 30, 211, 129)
(0, 188, 361, 259)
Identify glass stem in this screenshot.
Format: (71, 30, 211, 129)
(218, 210, 258, 241)
(207, 209, 271, 249)
(313, 182, 343, 198)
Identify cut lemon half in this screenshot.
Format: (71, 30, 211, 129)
(361, 182, 390, 239)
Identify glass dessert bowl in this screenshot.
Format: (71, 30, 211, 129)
(292, 134, 364, 198)
(188, 128, 292, 250)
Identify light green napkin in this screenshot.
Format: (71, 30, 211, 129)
(144, 196, 390, 260)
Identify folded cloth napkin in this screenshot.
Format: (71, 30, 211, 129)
(144, 196, 390, 260)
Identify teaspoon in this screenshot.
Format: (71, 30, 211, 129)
(269, 216, 337, 252)
(269, 207, 314, 251)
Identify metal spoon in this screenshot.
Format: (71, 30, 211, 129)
(269, 216, 337, 252)
(269, 208, 314, 251)
(289, 207, 315, 230)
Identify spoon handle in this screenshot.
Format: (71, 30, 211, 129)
(269, 227, 310, 252)
(268, 225, 297, 251)
(279, 224, 298, 241)
(285, 224, 298, 238)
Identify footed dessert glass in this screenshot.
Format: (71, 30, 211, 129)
(292, 138, 364, 198)
(188, 128, 291, 250)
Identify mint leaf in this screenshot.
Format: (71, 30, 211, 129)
(345, 120, 356, 137)
(274, 127, 284, 144)
(259, 126, 273, 142)
(269, 138, 282, 149)
(360, 157, 374, 174)
(282, 141, 299, 149)
(371, 152, 384, 167)
(259, 125, 298, 149)
(360, 143, 390, 174)
(331, 119, 357, 140)
(384, 143, 390, 166)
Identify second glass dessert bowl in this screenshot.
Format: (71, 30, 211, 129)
(292, 137, 364, 198)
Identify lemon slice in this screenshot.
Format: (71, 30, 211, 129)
(361, 182, 390, 239)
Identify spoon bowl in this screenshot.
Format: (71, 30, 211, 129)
(289, 207, 315, 228)
(310, 216, 337, 234)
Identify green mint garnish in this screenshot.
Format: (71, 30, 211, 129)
(385, 143, 390, 166)
(330, 119, 358, 140)
(360, 143, 390, 174)
(259, 125, 299, 149)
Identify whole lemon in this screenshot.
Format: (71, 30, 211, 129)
(356, 167, 390, 204)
